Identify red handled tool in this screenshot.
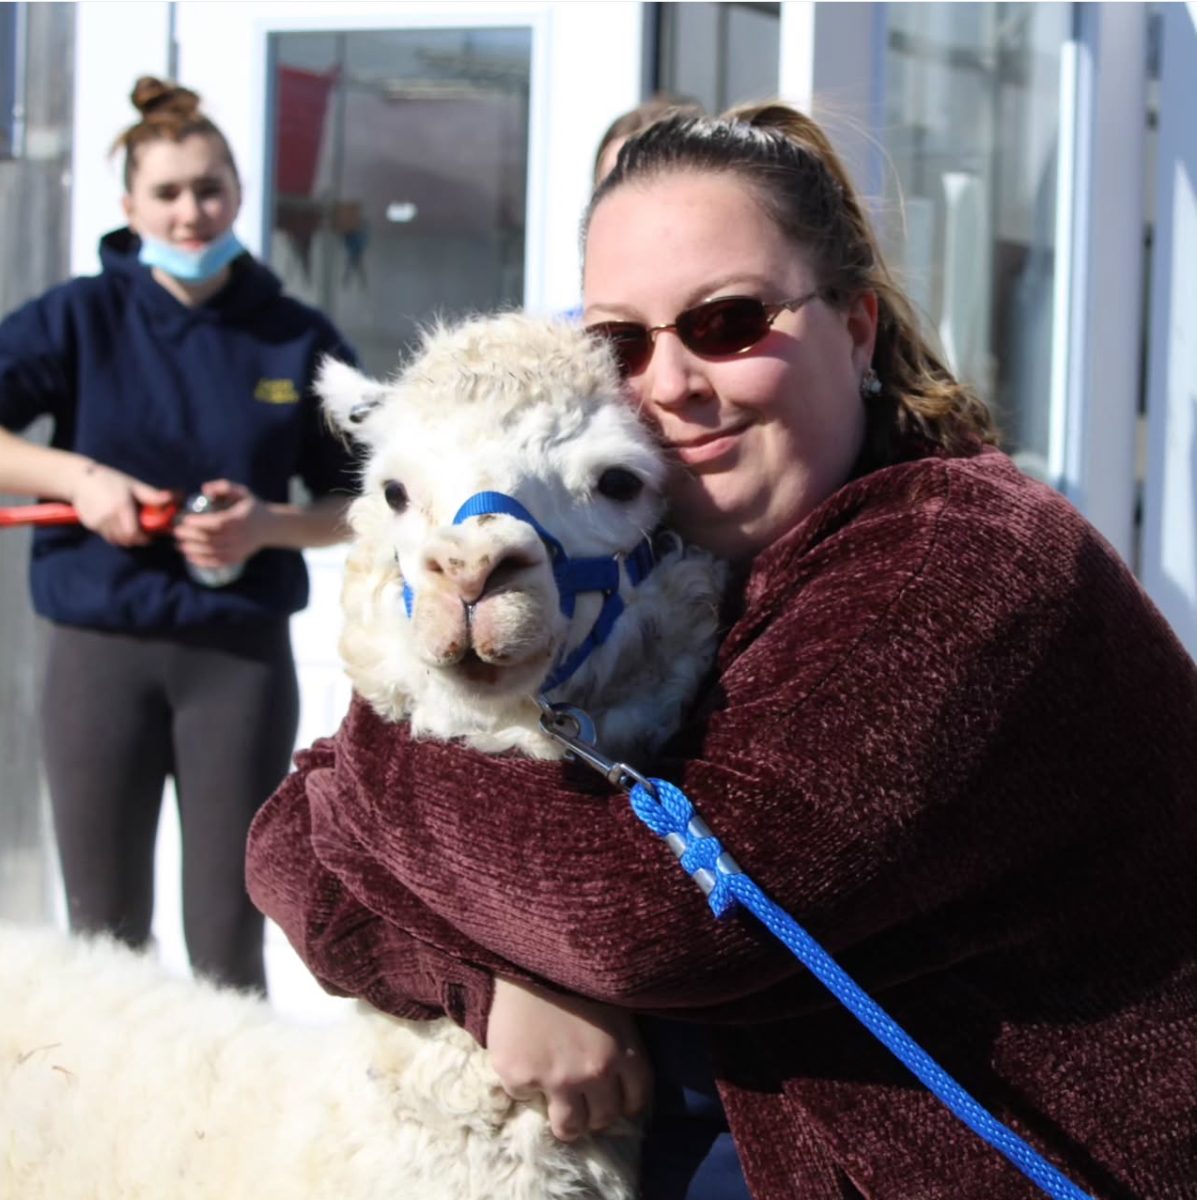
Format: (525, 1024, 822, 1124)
(0, 500, 180, 533)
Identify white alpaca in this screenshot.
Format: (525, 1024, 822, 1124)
(324, 311, 724, 760)
(0, 314, 724, 1200)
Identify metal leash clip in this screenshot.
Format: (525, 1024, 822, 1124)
(535, 696, 658, 798)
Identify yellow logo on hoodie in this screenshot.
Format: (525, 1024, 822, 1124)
(254, 378, 300, 405)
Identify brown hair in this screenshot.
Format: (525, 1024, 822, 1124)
(110, 76, 239, 191)
(585, 101, 997, 467)
(592, 93, 703, 185)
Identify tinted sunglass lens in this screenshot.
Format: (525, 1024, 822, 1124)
(679, 297, 769, 356)
(588, 323, 650, 377)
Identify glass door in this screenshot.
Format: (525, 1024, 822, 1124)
(880, 3, 1072, 480)
(266, 26, 532, 375)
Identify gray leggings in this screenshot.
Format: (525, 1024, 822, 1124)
(39, 621, 299, 991)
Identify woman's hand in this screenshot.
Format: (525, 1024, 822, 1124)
(487, 977, 652, 1142)
(70, 461, 174, 547)
(174, 479, 270, 568)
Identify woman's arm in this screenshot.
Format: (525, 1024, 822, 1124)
(251, 467, 961, 1017)
(252, 457, 1190, 1018)
(248, 748, 652, 1140)
(247, 736, 496, 1039)
(173, 481, 350, 569)
(0, 426, 175, 546)
(0, 425, 92, 499)
(256, 492, 352, 549)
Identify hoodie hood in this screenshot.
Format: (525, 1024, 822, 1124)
(99, 226, 283, 328)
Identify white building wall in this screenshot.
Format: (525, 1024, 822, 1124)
(70, 1, 171, 274)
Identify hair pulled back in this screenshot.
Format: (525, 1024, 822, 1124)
(110, 76, 239, 191)
(586, 102, 997, 466)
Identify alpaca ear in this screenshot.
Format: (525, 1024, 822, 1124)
(316, 355, 390, 439)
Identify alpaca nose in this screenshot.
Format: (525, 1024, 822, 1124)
(424, 545, 537, 605)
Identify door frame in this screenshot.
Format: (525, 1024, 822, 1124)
(173, 0, 644, 315)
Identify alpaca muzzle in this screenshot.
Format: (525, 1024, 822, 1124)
(402, 490, 657, 692)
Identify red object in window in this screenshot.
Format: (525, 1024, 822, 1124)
(275, 65, 339, 197)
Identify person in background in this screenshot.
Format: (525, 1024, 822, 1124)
(592, 92, 703, 186)
(0, 76, 358, 992)
(247, 102, 1195, 1198)
(558, 93, 706, 326)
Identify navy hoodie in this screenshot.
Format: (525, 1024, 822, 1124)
(0, 228, 359, 633)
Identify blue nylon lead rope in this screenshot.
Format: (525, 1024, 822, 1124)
(628, 776, 1095, 1200)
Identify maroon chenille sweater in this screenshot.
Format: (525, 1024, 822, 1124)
(247, 449, 1196, 1200)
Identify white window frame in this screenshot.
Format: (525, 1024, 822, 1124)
(1051, 2, 1147, 564)
(1141, 2, 1197, 657)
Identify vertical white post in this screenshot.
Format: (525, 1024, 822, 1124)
(1054, 3, 1147, 565)
(1141, 3, 1197, 656)
(778, 0, 885, 202)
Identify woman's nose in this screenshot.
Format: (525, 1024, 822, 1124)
(638, 330, 703, 412)
(175, 190, 202, 223)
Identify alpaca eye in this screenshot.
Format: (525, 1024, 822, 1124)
(596, 467, 644, 503)
(383, 480, 408, 512)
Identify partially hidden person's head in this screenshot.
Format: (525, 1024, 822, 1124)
(581, 102, 996, 561)
(592, 93, 704, 187)
(110, 77, 242, 276)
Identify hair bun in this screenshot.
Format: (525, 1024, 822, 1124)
(131, 75, 201, 119)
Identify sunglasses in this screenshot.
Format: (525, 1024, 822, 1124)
(586, 291, 820, 378)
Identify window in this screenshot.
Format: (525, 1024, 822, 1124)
(654, 3, 780, 113)
(880, 3, 1072, 477)
(267, 27, 532, 375)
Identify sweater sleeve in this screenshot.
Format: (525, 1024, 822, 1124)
(0, 289, 74, 432)
(248, 456, 1197, 1021)
(247, 737, 497, 1044)
(295, 321, 360, 500)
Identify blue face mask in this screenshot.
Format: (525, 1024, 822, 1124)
(137, 228, 245, 282)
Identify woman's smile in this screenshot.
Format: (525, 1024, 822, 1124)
(668, 422, 752, 468)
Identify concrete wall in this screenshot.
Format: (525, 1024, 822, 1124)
(0, 2, 75, 922)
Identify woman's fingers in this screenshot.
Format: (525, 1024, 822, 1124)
(130, 480, 177, 508)
(547, 1090, 591, 1142)
(72, 464, 166, 546)
(581, 1079, 623, 1135)
(618, 1051, 652, 1120)
(486, 977, 653, 1141)
(94, 495, 149, 546)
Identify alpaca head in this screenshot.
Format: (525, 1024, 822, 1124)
(319, 313, 675, 747)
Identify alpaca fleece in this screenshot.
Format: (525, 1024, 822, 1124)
(0, 922, 638, 1199)
(249, 448, 1197, 1200)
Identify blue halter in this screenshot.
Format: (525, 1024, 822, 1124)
(401, 491, 657, 693)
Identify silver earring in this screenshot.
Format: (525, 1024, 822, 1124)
(860, 367, 882, 399)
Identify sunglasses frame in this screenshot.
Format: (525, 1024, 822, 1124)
(586, 291, 821, 377)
